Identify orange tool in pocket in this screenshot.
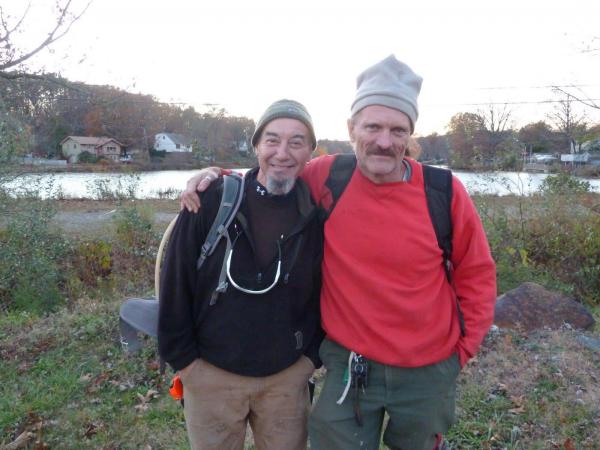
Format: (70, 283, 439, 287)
(169, 375, 183, 401)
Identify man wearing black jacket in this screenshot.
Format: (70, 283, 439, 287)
(158, 99, 324, 450)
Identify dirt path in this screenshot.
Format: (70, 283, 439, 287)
(50, 199, 180, 238)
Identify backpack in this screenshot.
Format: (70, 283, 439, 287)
(321, 154, 465, 335)
(195, 173, 245, 305)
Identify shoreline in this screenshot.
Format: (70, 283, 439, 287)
(16, 161, 600, 179)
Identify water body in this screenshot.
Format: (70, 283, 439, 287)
(4, 168, 600, 199)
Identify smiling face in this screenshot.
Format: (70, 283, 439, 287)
(348, 105, 411, 184)
(255, 118, 313, 195)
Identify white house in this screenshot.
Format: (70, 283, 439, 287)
(60, 136, 125, 163)
(154, 133, 192, 152)
(561, 152, 590, 164)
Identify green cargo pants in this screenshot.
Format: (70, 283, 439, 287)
(309, 338, 460, 450)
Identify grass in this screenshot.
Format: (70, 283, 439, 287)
(1, 193, 599, 449)
(0, 296, 189, 449)
(2, 294, 599, 449)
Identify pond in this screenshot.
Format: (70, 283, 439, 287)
(3, 168, 600, 199)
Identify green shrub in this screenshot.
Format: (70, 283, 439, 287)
(539, 172, 591, 195)
(110, 202, 158, 292)
(72, 240, 113, 287)
(113, 203, 156, 254)
(524, 201, 600, 304)
(477, 190, 600, 305)
(78, 151, 97, 164)
(0, 198, 69, 313)
(149, 149, 166, 158)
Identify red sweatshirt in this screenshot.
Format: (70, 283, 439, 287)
(301, 155, 496, 368)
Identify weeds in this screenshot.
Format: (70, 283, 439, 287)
(475, 173, 600, 305)
(85, 173, 141, 200)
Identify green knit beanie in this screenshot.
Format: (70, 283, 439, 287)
(251, 99, 317, 150)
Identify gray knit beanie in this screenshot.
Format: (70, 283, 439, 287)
(351, 55, 423, 133)
(251, 99, 317, 149)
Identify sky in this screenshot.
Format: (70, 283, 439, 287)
(7, 0, 600, 140)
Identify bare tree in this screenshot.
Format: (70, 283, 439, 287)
(548, 90, 587, 151)
(478, 103, 512, 135)
(476, 103, 515, 161)
(0, 0, 91, 80)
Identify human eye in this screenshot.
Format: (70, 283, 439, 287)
(288, 138, 305, 149)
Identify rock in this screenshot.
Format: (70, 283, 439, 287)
(577, 335, 600, 352)
(494, 282, 595, 332)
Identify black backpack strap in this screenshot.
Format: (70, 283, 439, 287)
(196, 173, 244, 271)
(322, 154, 357, 219)
(422, 165, 453, 276)
(422, 164, 465, 336)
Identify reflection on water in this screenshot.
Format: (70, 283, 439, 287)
(3, 168, 599, 199)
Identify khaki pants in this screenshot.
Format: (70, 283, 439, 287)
(180, 357, 314, 450)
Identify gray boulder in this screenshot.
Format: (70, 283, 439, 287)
(494, 282, 595, 332)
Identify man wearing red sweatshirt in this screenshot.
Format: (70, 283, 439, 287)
(181, 55, 496, 450)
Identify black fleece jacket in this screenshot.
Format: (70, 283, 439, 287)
(158, 169, 324, 376)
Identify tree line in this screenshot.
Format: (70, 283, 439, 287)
(417, 99, 600, 170)
(0, 74, 255, 161)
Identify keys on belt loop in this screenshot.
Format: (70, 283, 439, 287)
(350, 354, 369, 426)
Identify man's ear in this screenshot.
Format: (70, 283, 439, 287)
(347, 118, 355, 143)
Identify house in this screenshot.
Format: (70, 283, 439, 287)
(559, 151, 600, 166)
(154, 133, 192, 152)
(60, 136, 125, 163)
(560, 152, 590, 165)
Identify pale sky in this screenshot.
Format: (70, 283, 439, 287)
(8, 0, 600, 140)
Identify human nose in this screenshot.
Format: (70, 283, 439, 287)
(375, 130, 392, 149)
(273, 142, 291, 158)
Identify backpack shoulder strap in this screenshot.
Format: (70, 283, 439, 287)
(322, 153, 357, 219)
(422, 164, 453, 273)
(196, 173, 244, 271)
(423, 164, 465, 336)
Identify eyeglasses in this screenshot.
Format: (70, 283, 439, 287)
(226, 239, 282, 295)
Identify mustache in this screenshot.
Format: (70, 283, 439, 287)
(366, 147, 397, 157)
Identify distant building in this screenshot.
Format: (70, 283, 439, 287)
(561, 153, 591, 164)
(531, 153, 558, 164)
(60, 136, 125, 163)
(154, 133, 192, 152)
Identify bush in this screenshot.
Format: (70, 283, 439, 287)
(525, 195, 600, 304)
(149, 149, 166, 158)
(477, 190, 600, 305)
(0, 197, 69, 313)
(110, 202, 159, 292)
(78, 151, 97, 164)
(72, 240, 113, 287)
(539, 172, 591, 195)
(113, 203, 156, 254)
